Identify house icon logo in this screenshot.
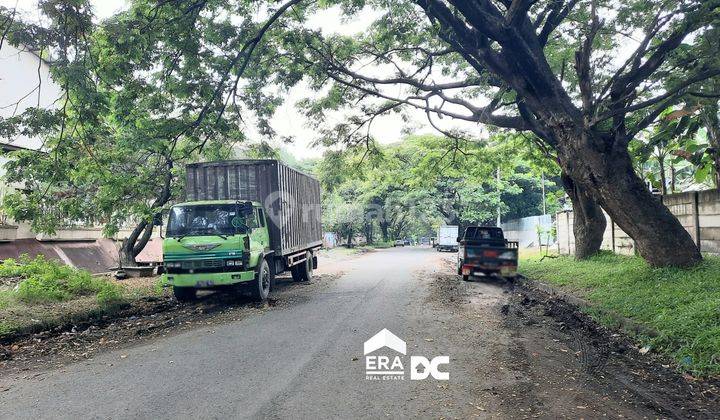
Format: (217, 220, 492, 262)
(364, 328, 406, 355)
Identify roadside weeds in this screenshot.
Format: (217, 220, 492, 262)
(428, 258, 720, 418)
(520, 252, 720, 378)
(504, 283, 720, 418)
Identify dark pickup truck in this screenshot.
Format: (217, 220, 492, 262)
(456, 226, 518, 281)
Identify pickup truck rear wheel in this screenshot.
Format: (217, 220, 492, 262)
(173, 286, 196, 302)
(251, 260, 271, 301)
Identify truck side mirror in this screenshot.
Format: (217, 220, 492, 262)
(237, 201, 254, 216)
(456, 236, 461, 242)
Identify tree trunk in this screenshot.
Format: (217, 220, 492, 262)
(119, 160, 174, 266)
(658, 157, 667, 195)
(412, 0, 703, 267)
(561, 173, 606, 259)
(379, 220, 389, 241)
(557, 130, 701, 267)
(120, 220, 153, 267)
(700, 103, 720, 190)
(365, 221, 374, 244)
(670, 164, 676, 194)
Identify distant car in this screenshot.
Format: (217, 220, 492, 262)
(394, 240, 405, 247)
(403, 239, 411, 246)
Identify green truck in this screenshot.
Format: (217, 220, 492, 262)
(160, 160, 323, 301)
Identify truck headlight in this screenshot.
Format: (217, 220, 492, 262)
(225, 260, 243, 267)
(166, 262, 182, 268)
(498, 251, 516, 260)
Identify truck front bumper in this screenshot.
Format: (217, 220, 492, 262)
(163, 270, 255, 288)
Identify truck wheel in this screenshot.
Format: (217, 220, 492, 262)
(173, 286, 196, 302)
(299, 251, 313, 281)
(462, 274, 470, 282)
(291, 264, 303, 282)
(251, 259, 271, 301)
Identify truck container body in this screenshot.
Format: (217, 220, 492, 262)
(185, 160, 322, 255)
(162, 160, 322, 302)
(436, 225, 459, 252)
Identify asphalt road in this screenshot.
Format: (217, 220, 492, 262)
(0, 247, 704, 418)
(2, 247, 468, 418)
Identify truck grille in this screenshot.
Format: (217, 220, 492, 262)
(165, 259, 240, 274)
(182, 260, 224, 270)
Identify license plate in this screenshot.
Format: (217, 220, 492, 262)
(195, 280, 215, 287)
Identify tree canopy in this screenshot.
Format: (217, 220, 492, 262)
(1, 0, 719, 267)
(313, 134, 562, 244)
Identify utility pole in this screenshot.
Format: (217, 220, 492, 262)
(496, 167, 501, 226)
(541, 171, 546, 215)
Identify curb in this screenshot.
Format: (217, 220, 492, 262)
(515, 274, 658, 338)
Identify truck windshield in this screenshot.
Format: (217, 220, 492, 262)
(167, 204, 244, 238)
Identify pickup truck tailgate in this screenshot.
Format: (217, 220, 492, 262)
(461, 242, 518, 276)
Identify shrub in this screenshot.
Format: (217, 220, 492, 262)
(0, 321, 14, 336)
(1, 254, 123, 304)
(96, 282, 125, 306)
(16, 273, 70, 303)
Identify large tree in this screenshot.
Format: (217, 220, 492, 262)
(4, 0, 719, 266)
(288, 0, 720, 266)
(0, 0, 305, 264)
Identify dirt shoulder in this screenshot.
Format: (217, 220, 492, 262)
(0, 259, 340, 378)
(0, 249, 355, 379)
(426, 256, 720, 419)
(0, 272, 341, 380)
(504, 283, 720, 418)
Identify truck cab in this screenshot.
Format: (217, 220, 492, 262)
(457, 226, 518, 281)
(161, 200, 276, 301)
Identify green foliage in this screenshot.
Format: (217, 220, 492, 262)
(16, 273, 71, 303)
(0, 0, 306, 246)
(96, 282, 125, 306)
(0, 254, 121, 304)
(0, 321, 14, 336)
(316, 134, 561, 243)
(521, 253, 720, 376)
(0, 290, 12, 309)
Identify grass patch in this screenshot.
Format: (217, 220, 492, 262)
(367, 241, 395, 249)
(0, 290, 12, 309)
(520, 252, 720, 377)
(0, 255, 162, 339)
(1, 254, 123, 305)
